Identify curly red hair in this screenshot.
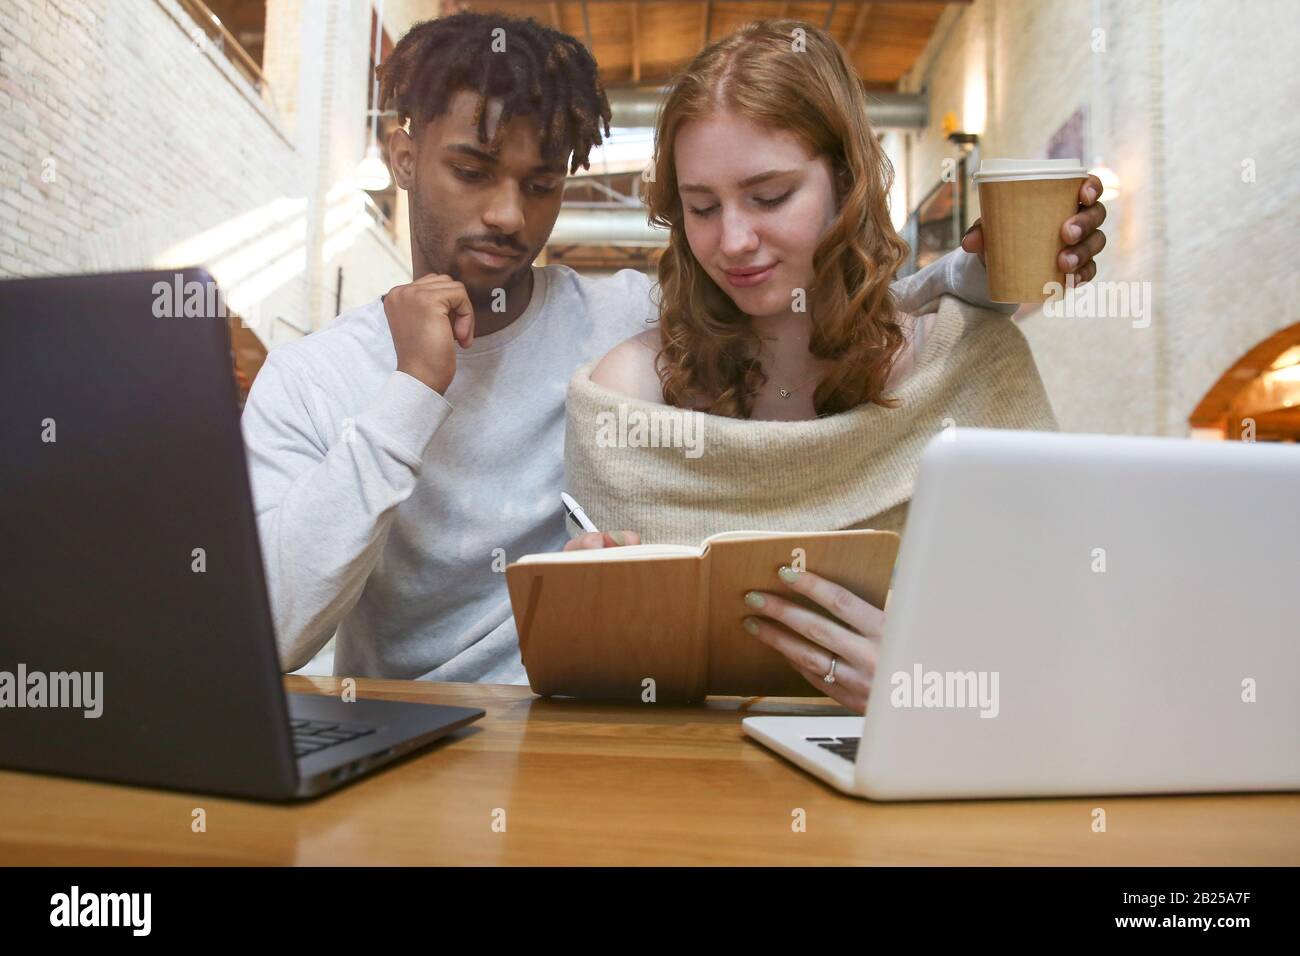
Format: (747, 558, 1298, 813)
(644, 19, 911, 418)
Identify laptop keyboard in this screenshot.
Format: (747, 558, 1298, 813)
(806, 735, 860, 762)
(290, 719, 377, 758)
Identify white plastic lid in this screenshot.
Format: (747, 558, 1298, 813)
(972, 158, 1089, 183)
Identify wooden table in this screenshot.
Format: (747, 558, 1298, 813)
(2, 676, 1297, 865)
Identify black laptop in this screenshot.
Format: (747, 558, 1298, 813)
(0, 269, 483, 800)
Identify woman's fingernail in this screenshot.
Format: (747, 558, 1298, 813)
(744, 591, 765, 609)
(607, 531, 625, 546)
(1066, 223, 1082, 242)
(1084, 185, 1098, 202)
(1063, 252, 1079, 270)
(778, 566, 800, 583)
(742, 617, 760, 635)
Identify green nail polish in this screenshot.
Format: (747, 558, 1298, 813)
(608, 530, 625, 546)
(743, 617, 760, 635)
(778, 566, 799, 583)
(744, 591, 765, 609)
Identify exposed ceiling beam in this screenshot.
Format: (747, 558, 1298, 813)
(468, 1, 969, 6)
(847, 1, 872, 59)
(823, 0, 838, 32)
(630, 1, 641, 84)
(501, 0, 961, 4)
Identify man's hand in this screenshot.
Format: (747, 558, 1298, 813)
(563, 530, 642, 551)
(383, 273, 476, 394)
(961, 173, 1108, 285)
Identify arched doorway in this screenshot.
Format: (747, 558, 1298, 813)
(1189, 323, 1300, 442)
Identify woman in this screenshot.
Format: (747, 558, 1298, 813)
(565, 21, 1096, 712)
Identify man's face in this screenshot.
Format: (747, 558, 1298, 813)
(390, 89, 568, 301)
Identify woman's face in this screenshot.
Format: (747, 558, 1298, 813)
(674, 110, 839, 319)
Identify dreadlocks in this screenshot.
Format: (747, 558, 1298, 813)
(377, 11, 612, 175)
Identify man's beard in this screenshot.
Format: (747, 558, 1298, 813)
(411, 192, 533, 308)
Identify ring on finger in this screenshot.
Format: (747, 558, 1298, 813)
(823, 655, 838, 685)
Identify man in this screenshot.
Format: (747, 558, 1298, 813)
(241, 12, 1107, 682)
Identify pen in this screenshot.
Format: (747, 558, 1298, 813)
(561, 492, 599, 534)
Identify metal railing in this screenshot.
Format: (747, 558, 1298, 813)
(176, 0, 273, 105)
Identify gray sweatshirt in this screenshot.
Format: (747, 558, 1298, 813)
(240, 254, 1005, 683)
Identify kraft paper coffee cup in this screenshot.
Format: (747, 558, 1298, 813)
(972, 158, 1089, 303)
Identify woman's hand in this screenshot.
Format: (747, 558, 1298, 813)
(562, 530, 642, 550)
(961, 173, 1108, 285)
(742, 566, 885, 714)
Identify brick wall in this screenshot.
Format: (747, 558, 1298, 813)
(0, 0, 412, 349)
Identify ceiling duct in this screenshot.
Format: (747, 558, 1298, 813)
(606, 87, 927, 130)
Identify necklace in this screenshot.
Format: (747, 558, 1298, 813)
(773, 368, 824, 399)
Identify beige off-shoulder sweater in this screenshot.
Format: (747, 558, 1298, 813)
(564, 294, 1059, 545)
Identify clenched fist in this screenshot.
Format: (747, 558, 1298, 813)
(383, 273, 476, 394)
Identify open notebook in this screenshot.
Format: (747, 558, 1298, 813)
(505, 529, 900, 703)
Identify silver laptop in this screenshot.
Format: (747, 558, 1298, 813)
(744, 427, 1300, 800)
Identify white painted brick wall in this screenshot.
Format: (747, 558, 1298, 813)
(0, 0, 411, 349)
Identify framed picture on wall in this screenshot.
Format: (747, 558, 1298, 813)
(899, 156, 968, 278)
(1046, 106, 1088, 162)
